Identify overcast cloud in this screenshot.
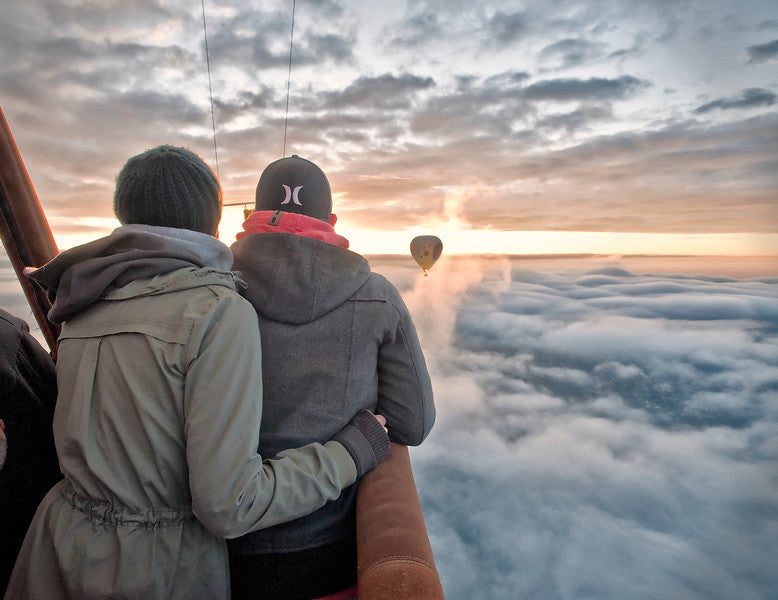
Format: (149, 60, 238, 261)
(0, 0, 776, 248)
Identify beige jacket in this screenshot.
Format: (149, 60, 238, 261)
(5, 230, 357, 600)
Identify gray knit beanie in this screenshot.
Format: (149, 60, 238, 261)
(114, 145, 222, 235)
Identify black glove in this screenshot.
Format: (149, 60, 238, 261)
(332, 410, 391, 477)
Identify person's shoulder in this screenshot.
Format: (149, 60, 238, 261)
(0, 309, 31, 343)
(198, 275, 258, 318)
(353, 271, 404, 302)
(180, 276, 259, 351)
(112, 268, 254, 327)
(0, 308, 28, 331)
(156, 267, 245, 303)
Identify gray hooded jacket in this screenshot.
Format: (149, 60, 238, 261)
(229, 232, 435, 553)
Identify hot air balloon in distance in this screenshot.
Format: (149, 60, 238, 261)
(410, 235, 443, 276)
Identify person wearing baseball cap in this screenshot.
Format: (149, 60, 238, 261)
(228, 156, 436, 600)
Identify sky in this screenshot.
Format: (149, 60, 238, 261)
(0, 0, 777, 256)
(2, 249, 777, 597)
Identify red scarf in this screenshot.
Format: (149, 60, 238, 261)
(236, 210, 349, 249)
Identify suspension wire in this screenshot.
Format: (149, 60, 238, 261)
(201, 0, 220, 177)
(282, 0, 296, 157)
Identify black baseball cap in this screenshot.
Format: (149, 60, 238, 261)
(255, 155, 332, 222)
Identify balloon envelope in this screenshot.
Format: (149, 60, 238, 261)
(410, 235, 443, 275)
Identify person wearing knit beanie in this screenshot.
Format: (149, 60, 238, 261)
(113, 145, 222, 236)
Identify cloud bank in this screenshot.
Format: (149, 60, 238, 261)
(2, 248, 777, 598)
(377, 255, 778, 600)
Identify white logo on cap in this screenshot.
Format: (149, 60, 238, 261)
(281, 185, 303, 206)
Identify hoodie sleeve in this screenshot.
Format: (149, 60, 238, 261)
(377, 281, 436, 446)
(182, 290, 358, 538)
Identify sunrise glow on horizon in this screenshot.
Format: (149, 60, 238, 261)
(42, 210, 778, 260)
(335, 228, 778, 258)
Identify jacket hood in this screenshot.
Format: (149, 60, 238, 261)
(231, 232, 370, 325)
(29, 224, 235, 322)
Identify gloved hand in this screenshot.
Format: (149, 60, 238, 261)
(332, 410, 391, 477)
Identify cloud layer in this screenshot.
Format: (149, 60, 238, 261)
(1, 249, 777, 598)
(377, 255, 778, 599)
(0, 0, 776, 244)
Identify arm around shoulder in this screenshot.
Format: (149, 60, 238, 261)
(182, 291, 359, 538)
